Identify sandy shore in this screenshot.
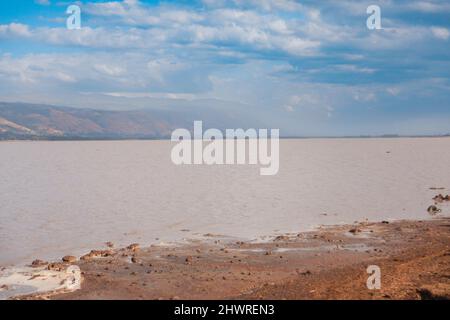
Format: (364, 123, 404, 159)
(7, 217, 449, 300)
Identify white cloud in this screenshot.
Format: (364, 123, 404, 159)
(102, 92, 197, 100)
(335, 65, 377, 74)
(93, 64, 126, 76)
(0, 11, 322, 57)
(35, 0, 51, 5)
(0, 23, 32, 38)
(353, 91, 376, 102)
(54, 72, 77, 83)
(386, 87, 401, 96)
(431, 27, 450, 40)
(284, 105, 294, 112)
(408, 1, 450, 13)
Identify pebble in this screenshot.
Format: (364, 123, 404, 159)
(274, 235, 289, 242)
(433, 194, 450, 203)
(62, 255, 77, 263)
(427, 205, 441, 215)
(47, 262, 65, 271)
(127, 243, 140, 251)
(31, 259, 48, 268)
(349, 228, 362, 234)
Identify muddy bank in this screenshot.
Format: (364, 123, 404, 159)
(7, 218, 448, 300)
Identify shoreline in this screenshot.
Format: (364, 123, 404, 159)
(4, 217, 449, 300)
(0, 209, 445, 269)
(2, 136, 450, 143)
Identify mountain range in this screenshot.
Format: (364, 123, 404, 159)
(0, 102, 240, 140)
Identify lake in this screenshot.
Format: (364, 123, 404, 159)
(1, 138, 449, 266)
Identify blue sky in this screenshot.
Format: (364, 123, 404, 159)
(0, 0, 449, 136)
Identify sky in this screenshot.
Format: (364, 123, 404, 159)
(0, 0, 449, 136)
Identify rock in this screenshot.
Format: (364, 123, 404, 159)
(433, 194, 450, 203)
(203, 233, 215, 237)
(31, 259, 48, 268)
(47, 262, 66, 271)
(185, 256, 193, 264)
(427, 205, 441, 215)
(62, 255, 77, 263)
(127, 243, 140, 251)
(301, 270, 312, 276)
(381, 221, 389, 224)
(349, 228, 361, 234)
(79, 249, 113, 261)
(80, 253, 93, 261)
(90, 249, 114, 257)
(273, 235, 289, 242)
(417, 284, 450, 300)
(131, 256, 141, 264)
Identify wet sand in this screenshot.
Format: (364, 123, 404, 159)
(11, 218, 450, 300)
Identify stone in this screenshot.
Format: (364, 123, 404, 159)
(127, 243, 140, 251)
(80, 253, 93, 261)
(433, 194, 445, 203)
(273, 235, 289, 242)
(31, 259, 48, 268)
(301, 270, 312, 276)
(62, 255, 77, 263)
(203, 233, 215, 237)
(90, 249, 114, 257)
(433, 194, 450, 203)
(417, 284, 450, 300)
(47, 262, 66, 271)
(427, 205, 441, 215)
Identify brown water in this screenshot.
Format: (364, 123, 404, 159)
(1, 138, 449, 266)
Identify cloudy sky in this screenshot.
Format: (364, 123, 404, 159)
(0, 0, 449, 136)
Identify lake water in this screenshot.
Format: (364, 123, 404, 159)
(1, 138, 449, 266)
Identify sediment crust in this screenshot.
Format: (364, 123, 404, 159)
(11, 218, 450, 300)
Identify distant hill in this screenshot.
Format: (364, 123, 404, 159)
(0, 102, 231, 140)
